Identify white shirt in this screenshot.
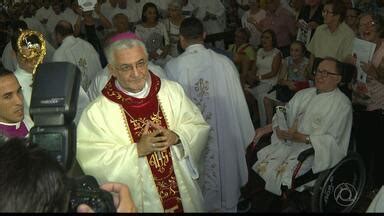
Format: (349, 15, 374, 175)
(22, 17, 48, 38)
(62, 8, 79, 27)
(35, 6, 54, 22)
(13, 65, 34, 128)
(194, 0, 226, 34)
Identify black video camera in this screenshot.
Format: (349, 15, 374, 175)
(29, 62, 115, 213)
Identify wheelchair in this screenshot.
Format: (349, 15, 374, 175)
(240, 60, 366, 212)
(242, 131, 366, 213)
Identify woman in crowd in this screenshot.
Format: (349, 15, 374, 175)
(135, 2, 171, 67)
(264, 40, 310, 124)
(246, 29, 282, 127)
(228, 28, 256, 82)
(228, 27, 259, 127)
(163, 0, 185, 58)
(352, 12, 384, 195)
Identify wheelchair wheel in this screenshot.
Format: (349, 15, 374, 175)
(311, 153, 366, 212)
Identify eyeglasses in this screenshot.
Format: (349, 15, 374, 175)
(322, 9, 334, 15)
(359, 21, 376, 28)
(314, 69, 340, 77)
(113, 59, 148, 73)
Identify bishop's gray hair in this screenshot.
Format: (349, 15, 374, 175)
(104, 39, 148, 65)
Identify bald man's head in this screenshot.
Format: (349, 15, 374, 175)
(54, 20, 74, 45)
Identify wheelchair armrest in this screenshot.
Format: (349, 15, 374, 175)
(290, 148, 315, 189)
(251, 131, 273, 151)
(297, 148, 314, 162)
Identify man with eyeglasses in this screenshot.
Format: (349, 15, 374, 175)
(246, 57, 352, 197)
(76, 32, 210, 212)
(307, 0, 355, 71)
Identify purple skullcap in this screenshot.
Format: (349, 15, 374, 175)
(108, 32, 143, 43)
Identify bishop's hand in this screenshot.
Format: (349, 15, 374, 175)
(150, 121, 180, 149)
(137, 122, 169, 157)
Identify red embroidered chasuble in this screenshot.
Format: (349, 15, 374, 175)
(102, 72, 184, 213)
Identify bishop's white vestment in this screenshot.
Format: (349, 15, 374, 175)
(77, 73, 210, 212)
(252, 87, 352, 195)
(165, 44, 255, 211)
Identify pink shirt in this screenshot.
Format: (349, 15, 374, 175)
(367, 40, 384, 111)
(260, 7, 296, 48)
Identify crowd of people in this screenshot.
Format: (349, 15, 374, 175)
(0, 0, 384, 213)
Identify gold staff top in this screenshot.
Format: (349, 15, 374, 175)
(17, 29, 47, 76)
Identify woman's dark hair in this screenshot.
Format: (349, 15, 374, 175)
(290, 40, 306, 54)
(236, 27, 251, 43)
(262, 29, 278, 48)
(0, 138, 69, 212)
(141, 2, 160, 23)
(325, 0, 347, 22)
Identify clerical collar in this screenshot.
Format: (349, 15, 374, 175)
(186, 44, 205, 52)
(115, 78, 151, 99)
(0, 121, 21, 129)
(316, 88, 337, 95)
(15, 64, 33, 77)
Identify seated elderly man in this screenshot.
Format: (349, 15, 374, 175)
(251, 57, 352, 195)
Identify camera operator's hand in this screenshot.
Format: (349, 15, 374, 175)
(77, 183, 137, 213)
(101, 183, 137, 212)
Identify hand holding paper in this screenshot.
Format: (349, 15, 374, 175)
(352, 38, 376, 83)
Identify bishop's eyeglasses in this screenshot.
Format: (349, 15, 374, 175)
(113, 59, 148, 73)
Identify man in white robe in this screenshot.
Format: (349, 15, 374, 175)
(251, 57, 352, 196)
(87, 61, 167, 101)
(45, 2, 66, 46)
(77, 33, 210, 212)
(165, 17, 255, 212)
(52, 20, 102, 91)
(194, 0, 226, 48)
(108, 0, 142, 24)
(35, 0, 53, 25)
(12, 30, 90, 126)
